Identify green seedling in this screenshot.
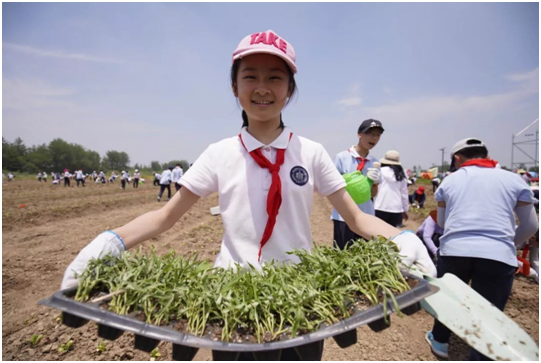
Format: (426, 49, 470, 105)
(29, 334, 43, 346)
(95, 341, 106, 353)
(150, 348, 161, 361)
(58, 340, 73, 353)
(55, 316, 62, 324)
(75, 240, 410, 343)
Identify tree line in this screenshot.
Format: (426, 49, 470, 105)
(2, 137, 189, 174)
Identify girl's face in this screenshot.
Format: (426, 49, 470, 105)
(358, 128, 383, 150)
(233, 53, 292, 124)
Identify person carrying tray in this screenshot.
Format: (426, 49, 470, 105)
(61, 30, 436, 360)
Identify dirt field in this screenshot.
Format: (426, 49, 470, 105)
(2, 179, 539, 361)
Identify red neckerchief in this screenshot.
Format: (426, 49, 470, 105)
(460, 159, 498, 169)
(238, 132, 293, 261)
(348, 148, 368, 171)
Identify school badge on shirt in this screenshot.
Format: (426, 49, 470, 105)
(290, 166, 309, 186)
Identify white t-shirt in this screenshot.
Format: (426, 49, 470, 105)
(160, 170, 172, 185)
(76, 170, 84, 179)
(435, 166, 535, 267)
(64, 171, 69, 177)
(133, 172, 140, 179)
(180, 126, 346, 270)
(374, 167, 409, 213)
(172, 167, 183, 183)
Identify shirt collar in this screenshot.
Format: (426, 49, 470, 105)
(240, 126, 292, 152)
(348, 146, 369, 159)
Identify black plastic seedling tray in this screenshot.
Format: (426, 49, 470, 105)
(39, 273, 437, 361)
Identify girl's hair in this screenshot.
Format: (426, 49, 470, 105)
(381, 164, 406, 182)
(230, 58, 298, 128)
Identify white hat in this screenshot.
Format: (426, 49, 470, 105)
(135, 169, 139, 172)
(450, 138, 487, 171)
(379, 150, 401, 165)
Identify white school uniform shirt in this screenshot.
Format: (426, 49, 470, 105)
(160, 170, 172, 185)
(37, 173, 42, 178)
(180, 126, 346, 270)
(331, 147, 379, 221)
(172, 167, 183, 183)
(133, 172, 140, 179)
(374, 167, 409, 213)
(435, 166, 535, 267)
(64, 171, 69, 177)
(76, 170, 84, 179)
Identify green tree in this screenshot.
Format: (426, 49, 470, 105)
(150, 161, 161, 172)
(528, 166, 539, 173)
(103, 151, 130, 171)
(49, 138, 73, 172)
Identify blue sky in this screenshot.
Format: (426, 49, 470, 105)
(3, 2, 539, 170)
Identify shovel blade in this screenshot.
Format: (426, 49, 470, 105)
(422, 273, 538, 361)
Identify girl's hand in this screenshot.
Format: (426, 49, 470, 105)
(60, 231, 125, 289)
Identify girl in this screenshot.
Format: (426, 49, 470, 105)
(62, 30, 435, 323)
(330, 119, 384, 249)
(374, 150, 409, 227)
(133, 169, 140, 188)
(63, 169, 70, 187)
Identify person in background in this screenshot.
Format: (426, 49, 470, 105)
(133, 169, 141, 188)
(42, 172, 47, 183)
(37, 172, 42, 182)
(409, 175, 417, 185)
(98, 171, 106, 184)
(76, 169, 85, 187)
(518, 170, 531, 186)
(120, 171, 127, 190)
(425, 138, 538, 360)
(8, 172, 15, 182)
(153, 171, 161, 186)
(431, 175, 440, 193)
(110, 171, 117, 183)
(172, 164, 184, 192)
(409, 186, 426, 208)
(417, 210, 444, 260)
(63, 169, 70, 187)
(158, 166, 173, 202)
(330, 119, 383, 249)
(92, 170, 98, 180)
(374, 150, 409, 228)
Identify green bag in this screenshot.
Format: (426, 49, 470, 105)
(343, 171, 373, 204)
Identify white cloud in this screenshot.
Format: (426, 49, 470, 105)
(3, 79, 76, 110)
(336, 97, 363, 107)
(3, 43, 124, 64)
(506, 68, 539, 82)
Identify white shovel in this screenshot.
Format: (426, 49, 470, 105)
(409, 269, 539, 361)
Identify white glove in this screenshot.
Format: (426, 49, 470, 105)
(392, 231, 437, 277)
(366, 168, 381, 185)
(61, 231, 125, 290)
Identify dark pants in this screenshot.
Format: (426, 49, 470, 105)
(409, 194, 424, 208)
(432, 255, 515, 361)
(333, 220, 363, 250)
(159, 184, 171, 199)
(432, 181, 439, 193)
(133, 178, 139, 188)
(375, 210, 402, 228)
(64, 177, 70, 187)
(174, 182, 181, 192)
(76, 178, 85, 187)
(153, 178, 159, 186)
(38, 177, 41, 182)
(121, 180, 126, 189)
